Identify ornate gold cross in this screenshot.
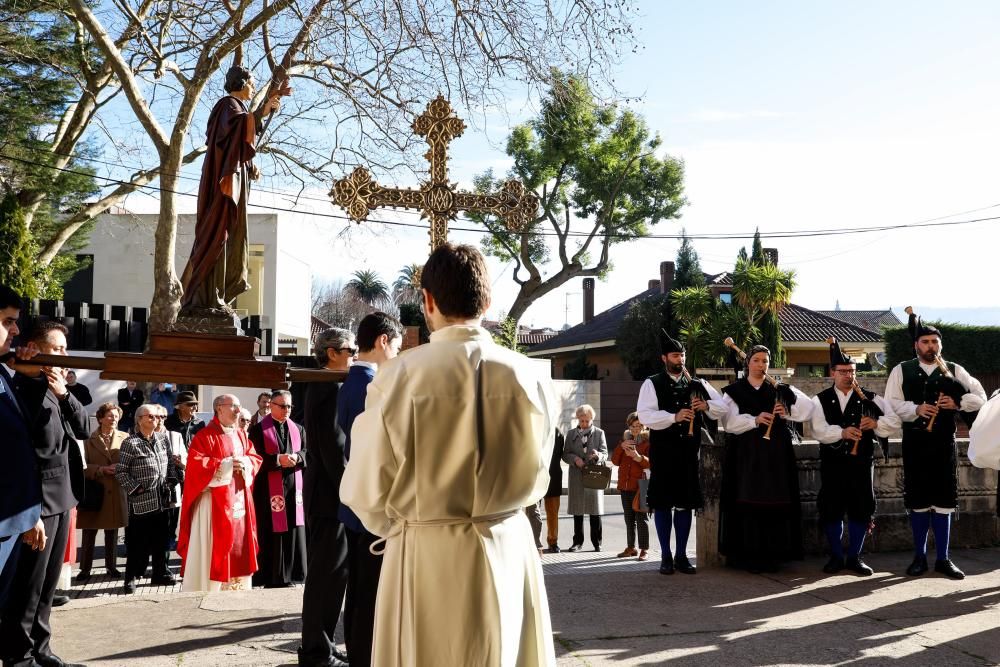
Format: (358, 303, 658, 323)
(331, 95, 539, 252)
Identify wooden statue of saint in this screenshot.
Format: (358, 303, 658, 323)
(179, 66, 288, 318)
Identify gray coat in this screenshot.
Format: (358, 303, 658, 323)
(563, 426, 608, 516)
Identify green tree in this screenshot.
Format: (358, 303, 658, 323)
(472, 73, 687, 325)
(397, 302, 430, 345)
(491, 313, 523, 353)
(673, 229, 705, 290)
(563, 349, 598, 380)
(617, 294, 670, 380)
(750, 228, 765, 266)
(0, 5, 100, 296)
(731, 257, 795, 366)
(0, 194, 37, 297)
(736, 246, 749, 264)
(345, 270, 392, 310)
(670, 286, 714, 370)
(392, 264, 422, 306)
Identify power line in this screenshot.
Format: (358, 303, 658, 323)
(3, 150, 1000, 242)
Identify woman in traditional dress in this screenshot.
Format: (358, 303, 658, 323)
(715, 345, 812, 572)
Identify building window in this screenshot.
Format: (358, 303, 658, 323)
(719, 293, 732, 304)
(235, 244, 265, 315)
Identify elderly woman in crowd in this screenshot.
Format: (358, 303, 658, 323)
(238, 407, 254, 434)
(610, 412, 651, 561)
(563, 404, 609, 552)
(77, 403, 129, 581)
(115, 403, 179, 593)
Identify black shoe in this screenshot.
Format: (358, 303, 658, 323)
(51, 594, 70, 607)
(35, 653, 87, 667)
(659, 557, 675, 575)
(75, 571, 91, 583)
(566, 544, 583, 553)
(545, 544, 561, 554)
(846, 556, 873, 577)
(151, 572, 177, 586)
(106, 568, 123, 579)
(674, 555, 697, 575)
(333, 647, 350, 664)
(906, 555, 929, 576)
(593, 544, 602, 552)
(822, 556, 845, 574)
(123, 579, 137, 594)
(934, 559, 965, 580)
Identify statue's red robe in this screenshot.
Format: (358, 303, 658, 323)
(178, 417, 262, 583)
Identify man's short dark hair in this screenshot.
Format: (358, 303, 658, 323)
(224, 66, 252, 93)
(357, 312, 403, 353)
(257, 392, 271, 402)
(0, 284, 24, 312)
(29, 319, 69, 344)
(420, 243, 490, 319)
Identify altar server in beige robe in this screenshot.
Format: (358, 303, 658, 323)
(340, 243, 557, 667)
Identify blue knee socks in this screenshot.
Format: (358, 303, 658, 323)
(673, 510, 693, 560)
(931, 511, 951, 561)
(847, 520, 867, 557)
(653, 509, 672, 560)
(910, 511, 931, 558)
(824, 521, 844, 559)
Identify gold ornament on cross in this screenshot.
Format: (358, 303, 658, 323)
(331, 95, 539, 252)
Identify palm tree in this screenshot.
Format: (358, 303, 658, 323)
(731, 257, 796, 364)
(670, 286, 715, 370)
(345, 269, 392, 310)
(393, 263, 422, 306)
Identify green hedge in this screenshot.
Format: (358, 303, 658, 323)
(884, 323, 1000, 374)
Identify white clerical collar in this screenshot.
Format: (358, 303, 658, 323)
(353, 360, 378, 371)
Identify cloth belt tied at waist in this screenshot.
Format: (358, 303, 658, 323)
(369, 508, 522, 556)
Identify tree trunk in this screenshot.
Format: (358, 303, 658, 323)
(148, 146, 184, 334)
(506, 262, 587, 326)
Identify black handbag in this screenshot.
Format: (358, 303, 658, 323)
(581, 462, 612, 490)
(80, 478, 104, 512)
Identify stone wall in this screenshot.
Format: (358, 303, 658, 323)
(698, 438, 999, 567)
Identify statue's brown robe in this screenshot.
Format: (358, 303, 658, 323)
(180, 95, 256, 310)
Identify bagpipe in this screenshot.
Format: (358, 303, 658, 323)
(724, 337, 796, 441)
(680, 365, 712, 438)
(825, 337, 884, 456)
(923, 354, 967, 431)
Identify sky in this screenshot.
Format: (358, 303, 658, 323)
(110, 1, 1000, 329)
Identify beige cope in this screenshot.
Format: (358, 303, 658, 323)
(340, 325, 557, 667)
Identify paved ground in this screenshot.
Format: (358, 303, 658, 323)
(46, 514, 1000, 666)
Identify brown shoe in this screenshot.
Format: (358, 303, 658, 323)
(637, 550, 649, 561)
(616, 547, 638, 558)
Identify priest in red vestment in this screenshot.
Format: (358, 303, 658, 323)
(178, 394, 262, 591)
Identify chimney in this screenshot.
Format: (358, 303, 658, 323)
(648, 279, 661, 291)
(660, 261, 674, 294)
(582, 279, 595, 324)
(763, 247, 778, 265)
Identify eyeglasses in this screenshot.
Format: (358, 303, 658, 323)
(334, 347, 357, 355)
(143, 415, 166, 420)
(272, 403, 292, 410)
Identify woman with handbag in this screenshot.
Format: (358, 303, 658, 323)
(563, 404, 609, 552)
(77, 403, 129, 581)
(610, 413, 651, 561)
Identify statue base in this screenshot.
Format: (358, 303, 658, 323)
(172, 306, 244, 336)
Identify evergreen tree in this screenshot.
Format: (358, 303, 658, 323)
(563, 349, 598, 380)
(750, 228, 765, 266)
(673, 229, 705, 290)
(736, 246, 748, 264)
(0, 194, 37, 297)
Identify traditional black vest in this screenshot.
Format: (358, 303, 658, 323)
(815, 385, 877, 459)
(722, 378, 777, 417)
(900, 358, 957, 435)
(648, 372, 695, 444)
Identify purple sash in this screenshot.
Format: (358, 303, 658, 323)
(262, 415, 304, 533)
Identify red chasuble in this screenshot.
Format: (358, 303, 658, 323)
(178, 417, 262, 582)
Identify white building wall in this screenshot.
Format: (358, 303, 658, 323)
(79, 212, 310, 350)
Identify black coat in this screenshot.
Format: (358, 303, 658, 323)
(545, 429, 565, 498)
(13, 375, 89, 517)
(302, 382, 348, 518)
(0, 367, 41, 538)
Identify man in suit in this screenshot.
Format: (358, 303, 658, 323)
(338, 313, 402, 667)
(298, 327, 354, 667)
(2, 319, 88, 667)
(0, 285, 42, 611)
(117, 381, 143, 432)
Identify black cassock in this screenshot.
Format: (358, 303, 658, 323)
(719, 379, 803, 565)
(250, 419, 308, 587)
